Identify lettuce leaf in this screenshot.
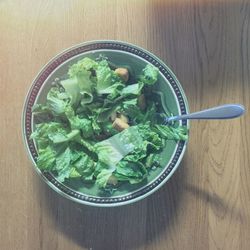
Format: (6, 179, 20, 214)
(37, 146, 56, 170)
(48, 129, 80, 144)
(94, 126, 143, 167)
(30, 122, 67, 148)
(60, 78, 80, 106)
(121, 83, 143, 96)
(154, 125, 188, 141)
(96, 169, 113, 188)
(140, 64, 159, 85)
(31, 103, 50, 114)
(66, 58, 97, 104)
(73, 153, 95, 181)
(65, 106, 94, 138)
(68, 57, 98, 77)
(80, 91, 94, 105)
(76, 69, 95, 93)
(145, 153, 161, 168)
(96, 60, 121, 92)
(121, 98, 144, 123)
(55, 147, 96, 182)
(55, 147, 72, 182)
(47, 87, 69, 115)
(114, 160, 147, 184)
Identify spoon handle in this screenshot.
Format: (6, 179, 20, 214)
(167, 104, 245, 123)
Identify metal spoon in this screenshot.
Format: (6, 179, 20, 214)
(165, 104, 245, 124)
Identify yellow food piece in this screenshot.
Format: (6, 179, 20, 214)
(115, 68, 129, 82)
(112, 118, 129, 131)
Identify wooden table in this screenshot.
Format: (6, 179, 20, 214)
(1, 0, 249, 249)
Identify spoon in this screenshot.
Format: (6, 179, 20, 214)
(165, 104, 245, 124)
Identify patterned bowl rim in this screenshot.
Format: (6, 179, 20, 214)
(22, 40, 190, 207)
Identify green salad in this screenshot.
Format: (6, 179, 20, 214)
(31, 56, 188, 190)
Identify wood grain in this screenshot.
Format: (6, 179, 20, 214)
(0, 0, 249, 249)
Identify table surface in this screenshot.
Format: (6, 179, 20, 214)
(1, 0, 250, 249)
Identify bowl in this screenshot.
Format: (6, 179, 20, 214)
(22, 40, 189, 207)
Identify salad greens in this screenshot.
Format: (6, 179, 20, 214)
(31, 57, 188, 190)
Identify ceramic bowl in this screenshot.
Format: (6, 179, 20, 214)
(22, 40, 189, 206)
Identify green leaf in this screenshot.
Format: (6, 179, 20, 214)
(97, 107, 116, 122)
(154, 125, 188, 141)
(37, 146, 56, 170)
(96, 169, 113, 188)
(70, 150, 82, 164)
(80, 91, 94, 105)
(77, 69, 95, 93)
(143, 102, 157, 123)
(140, 64, 159, 85)
(74, 154, 95, 181)
(49, 129, 80, 144)
(79, 139, 96, 153)
(30, 122, 66, 149)
(122, 125, 163, 163)
(46, 87, 69, 115)
(100, 121, 117, 136)
(121, 83, 143, 96)
(68, 57, 98, 77)
(55, 147, 71, 171)
(145, 153, 161, 168)
(31, 103, 50, 114)
(91, 118, 102, 134)
(55, 147, 72, 182)
(67, 58, 97, 101)
(96, 60, 120, 92)
(121, 99, 144, 123)
(114, 160, 147, 184)
(97, 82, 124, 95)
(65, 106, 94, 138)
(94, 126, 143, 167)
(60, 78, 80, 106)
(123, 147, 147, 162)
(69, 168, 81, 178)
(122, 98, 138, 107)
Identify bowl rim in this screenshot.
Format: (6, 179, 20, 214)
(22, 40, 190, 207)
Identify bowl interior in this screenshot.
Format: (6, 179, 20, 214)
(33, 49, 181, 198)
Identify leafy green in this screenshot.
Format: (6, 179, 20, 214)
(60, 78, 80, 106)
(114, 161, 147, 184)
(68, 57, 98, 77)
(73, 153, 95, 181)
(65, 106, 94, 138)
(55, 147, 72, 182)
(145, 153, 161, 168)
(121, 83, 143, 96)
(48, 129, 80, 144)
(140, 64, 159, 85)
(121, 98, 144, 123)
(37, 146, 56, 170)
(143, 102, 157, 123)
(154, 125, 188, 141)
(77, 69, 94, 93)
(65, 58, 98, 105)
(94, 126, 143, 167)
(96, 60, 121, 92)
(46, 87, 69, 115)
(96, 169, 113, 188)
(31, 122, 67, 148)
(80, 91, 93, 104)
(31, 56, 188, 191)
(97, 82, 124, 95)
(32, 103, 50, 114)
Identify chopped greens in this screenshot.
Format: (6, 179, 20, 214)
(31, 57, 188, 190)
